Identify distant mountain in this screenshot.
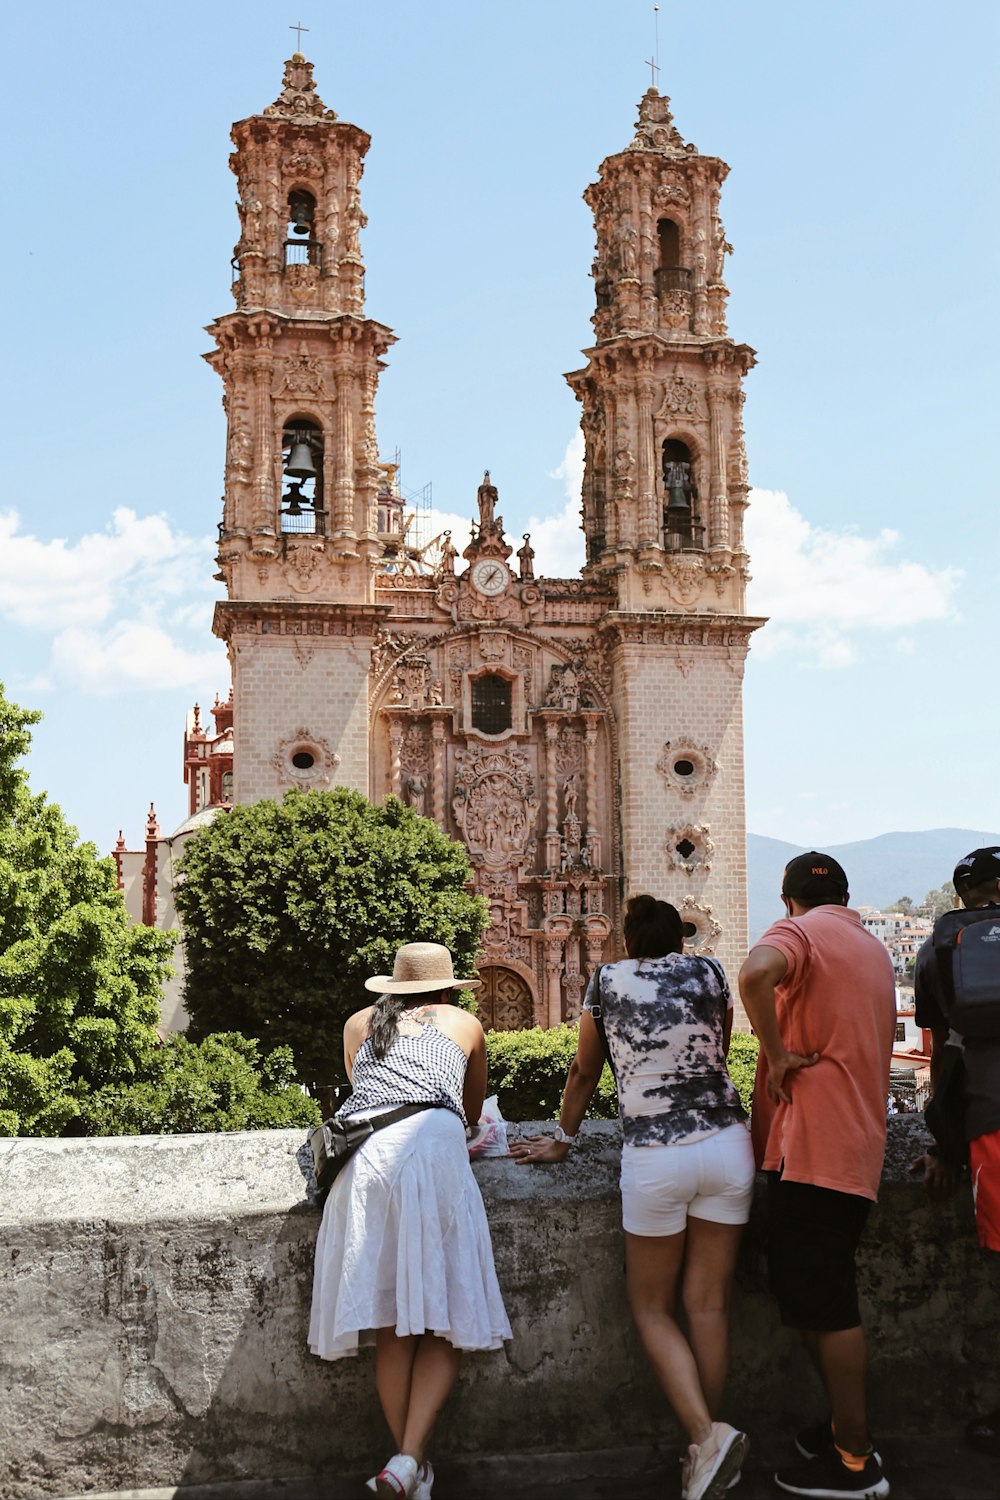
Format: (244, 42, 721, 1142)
(747, 829, 1000, 941)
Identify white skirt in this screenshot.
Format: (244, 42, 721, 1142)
(308, 1107, 512, 1361)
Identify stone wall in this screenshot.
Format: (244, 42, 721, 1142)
(1, 1119, 997, 1500)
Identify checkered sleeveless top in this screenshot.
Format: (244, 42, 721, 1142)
(338, 1022, 468, 1127)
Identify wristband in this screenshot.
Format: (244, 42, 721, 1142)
(554, 1125, 576, 1145)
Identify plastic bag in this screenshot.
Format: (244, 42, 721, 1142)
(467, 1094, 509, 1158)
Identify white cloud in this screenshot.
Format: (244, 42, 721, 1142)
(0, 508, 212, 630)
(745, 488, 960, 665)
(530, 429, 586, 577)
(0, 507, 225, 696)
(50, 623, 226, 695)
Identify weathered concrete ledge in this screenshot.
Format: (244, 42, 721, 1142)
(1, 1118, 997, 1500)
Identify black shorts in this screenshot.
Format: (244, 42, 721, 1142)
(766, 1173, 871, 1332)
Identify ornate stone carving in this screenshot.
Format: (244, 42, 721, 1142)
(452, 749, 539, 869)
(678, 897, 722, 953)
(371, 628, 413, 682)
(544, 662, 581, 711)
(276, 347, 328, 399)
(512, 643, 534, 698)
(478, 632, 507, 662)
(271, 729, 340, 790)
(657, 375, 700, 418)
(263, 54, 337, 124)
(554, 724, 585, 780)
(657, 739, 719, 796)
(283, 545, 324, 594)
(398, 655, 431, 708)
(662, 554, 705, 606)
(399, 724, 431, 781)
(665, 823, 715, 874)
(291, 638, 315, 671)
(661, 289, 692, 328)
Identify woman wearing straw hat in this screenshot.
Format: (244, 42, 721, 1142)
(308, 941, 511, 1500)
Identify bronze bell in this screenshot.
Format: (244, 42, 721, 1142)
(285, 440, 318, 479)
(667, 485, 690, 514)
(283, 482, 304, 516)
(289, 190, 313, 237)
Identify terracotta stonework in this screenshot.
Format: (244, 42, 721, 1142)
(201, 59, 765, 1028)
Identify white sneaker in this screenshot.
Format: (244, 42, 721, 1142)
(685, 1423, 750, 1500)
(414, 1459, 434, 1499)
(368, 1456, 432, 1498)
(373, 1453, 420, 1499)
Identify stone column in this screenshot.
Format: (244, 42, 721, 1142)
(431, 718, 446, 828)
(583, 718, 601, 871)
(544, 935, 565, 1027)
(636, 378, 657, 547)
(544, 719, 561, 873)
(603, 390, 619, 552)
(332, 357, 355, 539)
(613, 383, 637, 550)
(252, 355, 274, 533)
(707, 385, 729, 551)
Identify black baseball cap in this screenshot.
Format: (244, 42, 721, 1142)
(781, 851, 849, 904)
(953, 847, 1000, 894)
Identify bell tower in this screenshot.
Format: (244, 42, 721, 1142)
(566, 89, 765, 977)
(207, 54, 396, 801)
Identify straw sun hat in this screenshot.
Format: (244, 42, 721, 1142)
(364, 941, 481, 994)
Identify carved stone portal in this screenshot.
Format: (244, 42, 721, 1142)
(452, 749, 538, 868)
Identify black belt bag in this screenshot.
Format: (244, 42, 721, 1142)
(309, 1102, 441, 1203)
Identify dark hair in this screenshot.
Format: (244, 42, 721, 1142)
(623, 894, 683, 959)
(368, 989, 448, 1059)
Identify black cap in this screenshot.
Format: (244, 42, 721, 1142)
(781, 851, 849, 905)
(953, 847, 1000, 895)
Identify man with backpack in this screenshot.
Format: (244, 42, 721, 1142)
(911, 846, 1000, 1457)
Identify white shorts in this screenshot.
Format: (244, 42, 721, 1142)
(620, 1121, 756, 1237)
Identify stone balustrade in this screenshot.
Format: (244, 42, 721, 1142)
(1, 1118, 997, 1500)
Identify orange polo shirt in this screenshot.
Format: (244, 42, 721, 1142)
(750, 905, 897, 1201)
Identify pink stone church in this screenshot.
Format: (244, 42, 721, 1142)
(115, 54, 763, 1033)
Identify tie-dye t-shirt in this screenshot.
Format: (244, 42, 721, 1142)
(583, 955, 747, 1147)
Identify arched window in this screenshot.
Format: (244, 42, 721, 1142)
(471, 674, 513, 736)
(656, 218, 690, 295)
(284, 188, 321, 269)
(662, 438, 703, 550)
(281, 416, 325, 534)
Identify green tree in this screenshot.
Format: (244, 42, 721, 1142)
(176, 788, 488, 1088)
(918, 883, 957, 920)
(79, 1033, 320, 1135)
(893, 896, 915, 915)
(0, 684, 174, 1136)
(726, 1031, 760, 1115)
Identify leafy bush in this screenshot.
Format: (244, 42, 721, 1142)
(482, 1022, 760, 1124)
(78, 1033, 321, 1136)
(485, 1024, 617, 1122)
(176, 788, 487, 1088)
(726, 1031, 759, 1115)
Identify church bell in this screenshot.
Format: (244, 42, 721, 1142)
(288, 190, 314, 237)
(285, 440, 318, 480)
(666, 485, 690, 515)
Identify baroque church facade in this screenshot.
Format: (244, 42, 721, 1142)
(121, 54, 763, 1031)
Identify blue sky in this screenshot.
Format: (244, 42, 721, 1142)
(0, 0, 997, 854)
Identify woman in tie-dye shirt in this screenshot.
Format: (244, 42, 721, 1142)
(511, 895, 754, 1500)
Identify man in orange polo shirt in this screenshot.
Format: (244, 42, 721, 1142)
(739, 852, 896, 1500)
